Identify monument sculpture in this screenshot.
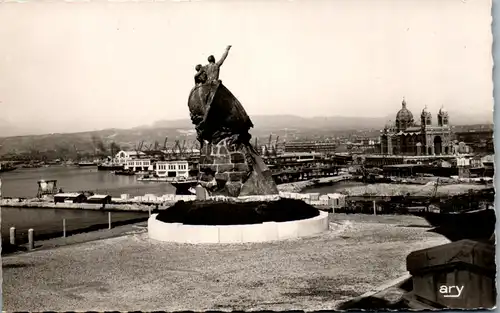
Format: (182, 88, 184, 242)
(187, 46, 279, 197)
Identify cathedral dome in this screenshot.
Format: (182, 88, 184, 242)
(421, 106, 432, 119)
(438, 105, 448, 115)
(396, 98, 414, 127)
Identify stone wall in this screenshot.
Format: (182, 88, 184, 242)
(198, 138, 252, 197)
(198, 137, 279, 197)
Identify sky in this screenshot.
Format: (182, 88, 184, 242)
(0, 0, 493, 134)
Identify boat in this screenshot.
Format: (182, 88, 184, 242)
(78, 161, 96, 167)
(97, 162, 124, 171)
(0, 163, 17, 173)
(170, 179, 199, 195)
(114, 169, 135, 176)
(20, 163, 43, 168)
(188, 80, 253, 144)
(137, 175, 196, 182)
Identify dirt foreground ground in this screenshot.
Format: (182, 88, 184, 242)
(2, 214, 448, 311)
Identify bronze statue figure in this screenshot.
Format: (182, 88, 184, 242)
(194, 64, 207, 86)
(187, 46, 278, 197)
(188, 45, 253, 147)
(205, 45, 231, 83)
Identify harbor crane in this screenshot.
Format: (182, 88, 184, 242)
(169, 140, 180, 159)
(172, 139, 187, 159)
(163, 137, 168, 150)
(191, 140, 200, 152)
(274, 135, 280, 156)
(181, 140, 187, 156)
(267, 134, 272, 156)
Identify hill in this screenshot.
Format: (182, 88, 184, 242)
(149, 111, 492, 132)
(150, 115, 388, 130)
(0, 113, 493, 159)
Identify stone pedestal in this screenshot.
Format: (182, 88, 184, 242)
(195, 185, 208, 201)
(406, 239, 496, 309)
(198, 138, 278, 197)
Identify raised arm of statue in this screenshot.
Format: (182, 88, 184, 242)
(216, 45, 231, 67)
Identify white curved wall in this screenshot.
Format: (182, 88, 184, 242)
(148, 211, 329, 244)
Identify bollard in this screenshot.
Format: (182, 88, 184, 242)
(373, 200, 376, 216)
(149, 206, 152, 217)
(28, 228, 34, 250)
(63, 218, 66, 237)
(9, 227, 16, 245)
(108, 211, 112, 229)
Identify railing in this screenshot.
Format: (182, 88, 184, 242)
(2, 210, 150, 254)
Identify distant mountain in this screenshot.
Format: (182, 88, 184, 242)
(150, 112, 493, 131)
(0, 113, 493, 157)
(1, 111, 492, 138)
(151, 114, 388, 131)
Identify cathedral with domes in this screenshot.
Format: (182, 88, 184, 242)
(380, 98, 452, 156)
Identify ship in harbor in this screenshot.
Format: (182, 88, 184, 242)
(97, 161, 124, 171)
(170, 179, 199, 195)
(97, 155, 125, 171)
(114, 169, 135, 176)
(0, 162, 17, 173)
(77, 161, 97, 167)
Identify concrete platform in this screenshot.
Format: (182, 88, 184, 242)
(3, 214, 449, 311)
(148, 211, 329, 244)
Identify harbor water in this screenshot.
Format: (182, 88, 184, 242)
(0, 166, 172, 245)
(0, 166, 359, 245)
(1, 165, 176, 198)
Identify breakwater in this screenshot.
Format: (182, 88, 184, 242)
(0, 191, 340, 211)
(1, 175, 353, 211)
